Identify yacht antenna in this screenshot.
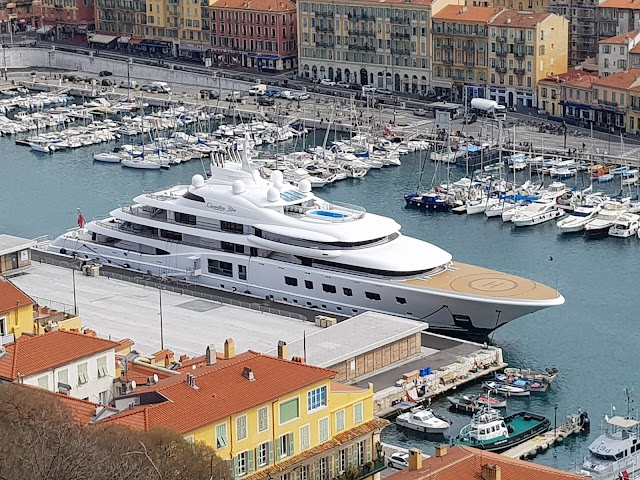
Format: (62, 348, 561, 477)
(624, 388, 634, 419)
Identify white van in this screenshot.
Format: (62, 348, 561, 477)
(151, 81, 171, 93)
(249, 84, 267, 96)
(119, 80, 138, 89)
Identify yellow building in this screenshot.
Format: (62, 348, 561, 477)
(103, 340, 388, 480)
(591, 69, 640, 134)
(537, 70, 597, 119)
(487, 10, 568, 108)
(0, 278, 33, 343)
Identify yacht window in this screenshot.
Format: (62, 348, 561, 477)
(313, 259, 435, 277)
(343, 287, 353, 296)
(250, 247, 258, 256)
(285, 276, 298, 287)
(239, 265, 247, 280)
(222, 242, 244, 254)
(208, 259, 233, 277)
(365, 292, 381, 301)
(396, 297, 407, 304)
(305, 280, 314, 289)
(182, 191, 205, 202)
(322, 284, 337, 294)
(175, 212, 197, 225)
(160, 229, 182, 241)
(221, 221, 244, 234)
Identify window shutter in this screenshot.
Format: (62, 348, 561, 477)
(348, 445, 354, 468)
(276, 437, 282, 459)
(232, 456, 239, 478)
(248, 450, 254, 473)
(268, 441, 274, 464)
(328, 455, 334, 477)
(365, 439, 371, 462)
(309, 461, 316, 480)
(289, 433, 295, 456)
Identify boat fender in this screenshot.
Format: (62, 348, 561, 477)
(60, 248, 67, 255)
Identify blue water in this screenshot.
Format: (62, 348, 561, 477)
(0, 133, 637, 473)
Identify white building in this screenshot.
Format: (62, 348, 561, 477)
(0, 330, 118, 405)
(598, 28, 640, 77)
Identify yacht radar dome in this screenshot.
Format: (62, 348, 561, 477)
(232, 180, 246, 194)
(270, 170, 284, 183)
(191, 174, 205, 188)
(267, 187, 280, 202)
(298, 179, 312, 193)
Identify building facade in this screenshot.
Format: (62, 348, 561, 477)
(0, 278, 33, 345)
(548, 0, 597, 67)
(537, 70, 596, 120)
(209, 0, 297, 71)
(0, 1, 43, 35)
(592, 68, 640, 132)
(297, 0, 459, 92)
(598, 29, 640, 76)
(597, 0, 640, 44)
(487, 10, 568, 107)
(94, 0, 145, 40)
(40, 0, 94, 37)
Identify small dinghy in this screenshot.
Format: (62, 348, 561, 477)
(483, 381, 531, 397)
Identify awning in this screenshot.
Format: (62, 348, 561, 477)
(89, 34, 117, 44)
(431, 79, 453, 89)
(141, 40, 169, 48)
(130, 37, 144, 45)
(179, 43, 204, 52)
(35, 25, 53, 34)
(118, 36, 131, 44)
(257, 54, 278, 60)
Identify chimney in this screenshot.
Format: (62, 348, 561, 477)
(277, 340, 287, 359)
(242, 366, 255, 381)
(435, 444, 448, 457)
(291, 356, 305, 364)
(408, 448, 423, 471)
(224, 338, 235, 359)
(481, 464, 502, 480)
(179, 354, 189, 363)
(186, 373, 198, 389)
(206, 345, 217, 366)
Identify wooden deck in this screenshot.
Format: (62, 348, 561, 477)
(502, 418, 585, 459)
(403, 262, 561, 302)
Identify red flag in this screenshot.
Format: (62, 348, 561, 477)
(622, 471, 629, 480)
(77, 209, 85, 229)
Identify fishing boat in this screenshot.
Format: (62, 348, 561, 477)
(609, 213, 640, 238)
(448, 394, 507, 414)
(494, 373, 549, 393)
(395, 406, 451, 434)
(483, 380, 531, 397)
(453, 407, 550, 453)
(504, 367, 559, 383)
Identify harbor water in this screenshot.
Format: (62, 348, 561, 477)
(1, 133, 638, 473)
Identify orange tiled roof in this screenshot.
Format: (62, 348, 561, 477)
(331, 381, 367, 393)
(0, 330, 119, 380)
(599, 28, 640, 44)
(101, 351, 336, 434)
(119, 360, 175, 385)
(433, 5, 499, 22)
(539, 70, 598, 85)
(0, 278, 33, 314)
(387, 445, 583, 480)
(209, 0, 295, 12)
(600, 0, 640, 9)
(489, 9, 552, 28)
(593, 68, 640, 89)
(11, 383, 97, 425)
(563, 74, 599, 89)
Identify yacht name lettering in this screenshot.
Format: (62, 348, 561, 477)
(206, 203, 236, 212)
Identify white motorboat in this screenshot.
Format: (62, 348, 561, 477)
(483, 381, 531, 397)
(48, 149, 564, 338)
(93, 152, 122, 163)
(485, 201, 517, 218)
(609, 213, 640, 238)
(121, 158, 162, 170)
(512, 200, 563, 227)
(29, 141, 51, 153)
(467, 197, 499, 215)
(557, 205, 600, 233)
(584, 202, 628, 236)
(395, 407, 451, 434)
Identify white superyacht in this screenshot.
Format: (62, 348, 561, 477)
(49, 151, 564, 337)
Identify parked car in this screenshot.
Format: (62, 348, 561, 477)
(320, 79, 336, 86)
(463, 113, 478, 124)
(376, 88, 392, 95)
(98, 70, 113, 77)
(100, 79, 113, 87)
(119, 80, 138, 89)
(279, 90, 295, 100)
(140, 84, 160, 93)
(362, 85, 376, 93)
(200, 89, 219, 99)
(293, 92, 310, 101)
(225, 91, 244, 101)
(257, 96, 275, 106)
(264, 89, 280, 97)
(413, 108, 427, 116)
(336, 81, 350, 88)
(388, 452, 409, 470)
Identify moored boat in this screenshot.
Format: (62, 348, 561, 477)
(447, 394, 507, 414)
(395, 406, 451, 434)
(503, 367, 559, 383)
(483, 380, 531, 396)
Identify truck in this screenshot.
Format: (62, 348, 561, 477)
(470, 98, 506, 120)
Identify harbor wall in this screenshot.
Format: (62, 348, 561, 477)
(5, 48, 250, 91)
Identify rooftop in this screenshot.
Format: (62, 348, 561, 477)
(432, 5, 499, 22)
(209, 0, 295, 11)
(0, 277, 33, 314)
(12, 383, 97, 425)
(593, 68, 640, 90)
(265, 312, 426, 368)
(0, 234, 35, 257)
(599, 28, 640, 44)
(539, 71, 599, 89)
(0, 330, 119, 380)
(489, 10, 552, 28)
(387, 445, 584, 480)
(599, 0, 640, 9)
(102, 351, 337, 434)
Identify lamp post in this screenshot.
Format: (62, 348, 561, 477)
(554, 403, 559, 436)
(127, 57, 132, 101)
(6, 3, 16, 46)
(158, 279, 164, 350)
(71, 253, 78, 315)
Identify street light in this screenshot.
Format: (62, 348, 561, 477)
(554, 403, 559, 436)
(71, 253, 78, 315)
(127, 58, 132, 101)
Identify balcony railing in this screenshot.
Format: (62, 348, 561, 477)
(348, 12, 376, 20)
(514, 67, 526, 75)
(316, 40, 335, 47)
(496, 66, 507, 73)
(390, 47, 411, 55)
(442, 58, 453, 65)
(514, 49, 525, 58)
(349, 44, 376, 52)
(352, 458, 387, 480)
(353, 30, 376, 37)
(441, 43, 453, 50)
(315, 24, 333, 32)
(514, 36, 525, 44)
(392, 31, 410, 38)
(496, 50, 507, 57)
(315, 10, 334, 17)
(390, 16, 410, 24)
(496, 35, 507, 42)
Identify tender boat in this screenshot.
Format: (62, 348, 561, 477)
(609, 213, 640, 238)
(447, 394, 507, 414)
(395, 406, 451, 434)
(512, 200, 563, 227)
(483, 381, 531, 397)
(453, 407, 550, 453)
(48, 149, 564, 338)
(557, 205, 600, 233)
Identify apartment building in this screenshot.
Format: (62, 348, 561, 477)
(598, 29, 640, 76)
(597, 0, 640, 43)
(209, 0, 297, 71)
(94, 0, 144, 40)
(41, 0, 94, 36)
(592, 68, 640, 131)
(297, 0, 460, 92)
(487, 10, 568, 107)
(548, 0, 597, 67)
(537, 69, 596, 119)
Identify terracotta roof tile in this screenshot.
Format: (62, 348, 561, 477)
(489, 10, 552, 28)
(0, 278, 33, 314)
(387, 445, 583, 480)
(0, 330, 119, 380)
(593, 68, 640, 89)
(331, 381, 367, 393)
(600, 0, 640, 9)
(539, 71, 598, 88)
(433, 5, 499, 22)
(119, 361, 175, 385)
(209, 0, 295, 12)
(11, 383, 97, 425)
(599, 28, 640, 44)
(102, 352, 337, 434)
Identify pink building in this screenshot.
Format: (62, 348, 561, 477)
(209, 0, 297, 71)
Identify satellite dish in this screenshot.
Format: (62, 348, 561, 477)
(153, 373, 159, 383)
(130, 380, 137, 389)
